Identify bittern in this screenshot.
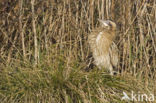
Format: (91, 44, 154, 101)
(88, 19, 118, 75)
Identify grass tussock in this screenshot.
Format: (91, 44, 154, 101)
(0, 58, 148, 103)
(0, 0, 155, 102)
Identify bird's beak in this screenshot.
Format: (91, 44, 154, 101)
(98, 19, 109, 27)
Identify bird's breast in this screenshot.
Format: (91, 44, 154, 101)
(96, 32, 103, 43)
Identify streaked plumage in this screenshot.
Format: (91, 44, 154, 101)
(88, 19, 118, 75)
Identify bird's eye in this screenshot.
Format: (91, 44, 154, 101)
(109, 23, 112, 27)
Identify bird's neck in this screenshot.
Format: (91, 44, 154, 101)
(104, 30, 116, 41)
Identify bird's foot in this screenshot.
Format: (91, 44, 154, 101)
(110, 71, 118, 76)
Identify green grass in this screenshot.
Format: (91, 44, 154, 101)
(0, 55, 152, 103)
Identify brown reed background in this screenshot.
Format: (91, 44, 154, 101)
(0, 0, 156, 102)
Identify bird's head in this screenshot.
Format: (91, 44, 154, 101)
(98, 19, 116, 31)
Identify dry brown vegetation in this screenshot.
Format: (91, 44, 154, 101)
(0, 0, 155, 102)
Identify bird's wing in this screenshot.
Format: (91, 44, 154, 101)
(109, 42, 119, 67)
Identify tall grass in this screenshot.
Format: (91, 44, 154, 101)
(0, 0, 155, 102)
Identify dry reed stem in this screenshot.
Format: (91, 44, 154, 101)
(31, 0, 38, 65)
(19, 0, 26, 60)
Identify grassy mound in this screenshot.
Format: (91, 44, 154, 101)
(0, 58, 152, 103)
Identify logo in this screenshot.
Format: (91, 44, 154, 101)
(121, 91, 131, 100)
(121, 91, 154, 102)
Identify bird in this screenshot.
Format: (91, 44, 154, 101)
(88, 19, 118, 75)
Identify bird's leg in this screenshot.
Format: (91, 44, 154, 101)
(109, 66, 114, 75)
(112, 66, 119, 75)
(110, 66, 119, 75)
